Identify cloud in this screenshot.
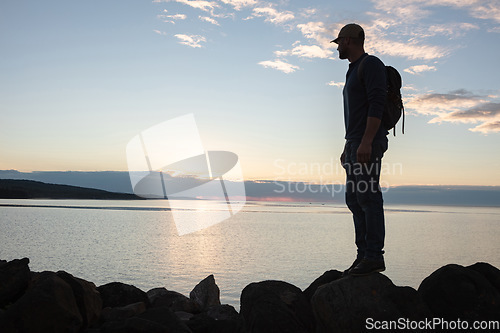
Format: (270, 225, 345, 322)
(299, 8, 318, 18)
(369, 38, 449, 60)
(469, 121, 500, 133)
(469, 1, 500, 23)
(199, 16, 220, 25)
(153, 30, 168, 36)
(258, 59, 300, 73)
(445, 102, 500, 120)
(155, 0, 219, 12)
(407, 90, 485, 116)
(296, 21, 332, 47)
(252, 6, 295, 24)
(371, 0, 500, 24)
(220, 0, 257, 11)
(406, 90, 500, 133)
(404, 65, 437, 75)
(174, 34, 207, 48)
(327, 81, 344, 88)
(158, 13, 187, 24)
(428, 22, 479, 38)
(277, 44, 333, 59)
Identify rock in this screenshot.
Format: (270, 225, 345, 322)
(175, 311, 194, 321)
(185, 304, 243, 333)
(189, 275, 221, 311)
(468, 262, 500, 292)
(101, 301, 147, 323)
(101, 306, 192, 333)
(303, 269, 342, 302)
(148, 287, 200, 313)
(136, 306, 192, 332)
(312, 274, 431, 333)
(0, 258, 31, 308)
(418, 263, 500, 321)
(101, 316, 169, 333)
(186, 316, 242, 333)
(56, 270, 102, 328)
(204, 304, 240, 321)
(146, 287, 168, 304)
(240, 280, 315, 333)
(98, 282, 149, 308)
(1, 271, 83, 333)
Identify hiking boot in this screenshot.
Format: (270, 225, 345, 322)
(342, 258, 363, 277)
(350, 258, 385, 276)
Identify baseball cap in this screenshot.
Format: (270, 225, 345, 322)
(331, 23, 365, 44)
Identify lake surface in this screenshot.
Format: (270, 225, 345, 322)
(1, 199, 499, 308)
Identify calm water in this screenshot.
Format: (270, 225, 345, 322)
(1, 199, 499, 308)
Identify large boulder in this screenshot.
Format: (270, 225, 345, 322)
(312, 273, 431, 333)
(100, 301, 147, 323)
(240, 280, 315, 333)
(56, 270, 102, 328)
(303, 269, 342, 302)
(418, 263, 500, 321)
(186, 304, 243, 333)
(100, 306, 192, 333)
(189, 275, 220, 311)
(98, 282, 149, 308)
(136, 306, 192, 332)
(101, 316, 170, 333)
(1, 271, 83, 333)
(148, 287, 200, 313)
(0, 258, 31, 308)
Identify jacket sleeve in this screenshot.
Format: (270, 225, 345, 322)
(362, 56, 387, 120)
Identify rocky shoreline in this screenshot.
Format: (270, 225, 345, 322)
(0, 258, 499, 332)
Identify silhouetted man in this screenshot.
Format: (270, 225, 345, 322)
(333, 23, 388, 276)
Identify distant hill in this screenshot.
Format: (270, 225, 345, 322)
(1, 170, 499, 206)
(0, 179, 140, 200)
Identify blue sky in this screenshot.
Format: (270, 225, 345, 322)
(1, 0, 499, 187)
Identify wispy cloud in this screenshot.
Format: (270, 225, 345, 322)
(428, 22, 479, 38)
(368, 38, 449, 60)
(406, 90, 500, 133)
(199, 16, 220, 25)
(153, 30, 168, 36)
(277, 44, 333, 59)
(158, 13, 187, 24)
(251, 6, 295, 24)
(174, 34, 207, 48)
(154, 0, 218, 12)
(258, 59, 300, 73)
(327, 81, 344, 88)
(404, 65, 437, 75)
(296, 21, 331, 47)
(220, 0, 257, 11)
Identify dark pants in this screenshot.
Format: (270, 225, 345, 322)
(344, 140, 387, 260)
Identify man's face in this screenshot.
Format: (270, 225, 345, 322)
(336, 37, 348, 60)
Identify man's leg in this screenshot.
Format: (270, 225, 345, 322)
(350, 141, 388, 275)
(344, 141, 367, 268)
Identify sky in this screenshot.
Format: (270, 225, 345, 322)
(1, 0, 500, 188)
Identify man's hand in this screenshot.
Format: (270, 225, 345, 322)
(356, 141, 372, 164)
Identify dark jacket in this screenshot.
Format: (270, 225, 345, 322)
(343, 53, 388, 142)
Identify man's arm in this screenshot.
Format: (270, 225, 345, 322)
(357, 56, 386, 163)
(357, 116, 381, 163)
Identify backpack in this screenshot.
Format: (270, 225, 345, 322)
(358, 55, 405, 135)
